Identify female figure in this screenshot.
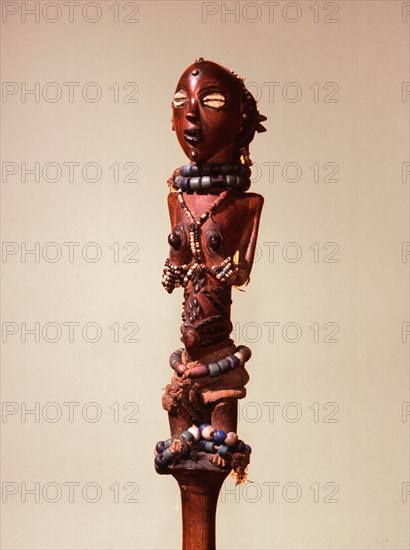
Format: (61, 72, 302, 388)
(158, 57, 266, 472)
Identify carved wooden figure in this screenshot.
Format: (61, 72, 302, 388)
(155, 58, 266, 550)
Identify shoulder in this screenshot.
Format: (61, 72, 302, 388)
(228, 191, 264, 214)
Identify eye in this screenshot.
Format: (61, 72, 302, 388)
(202, 92, 226, 110)
(173, 89, 187, 108)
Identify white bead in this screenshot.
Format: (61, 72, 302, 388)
(225, 432, 238, 447)
(188, 426, 201, 441)
(234, 351, 245, 365)
(202, 425, 215, 440)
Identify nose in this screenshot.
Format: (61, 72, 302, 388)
(186, 97, 200, 123)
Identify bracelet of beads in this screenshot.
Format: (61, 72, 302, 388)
(155, 424, 251, 470)
(169, 345, 252, 378)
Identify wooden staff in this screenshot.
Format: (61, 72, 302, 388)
(155, 57, 267, 549)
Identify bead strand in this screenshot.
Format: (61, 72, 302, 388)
(168, 345, 252, 378)
(174, 174, 250, 193)
(178, 163, 251, 178)
(154, 424, 251, 472)
(162, 189, 235, 293)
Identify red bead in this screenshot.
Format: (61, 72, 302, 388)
(189, 364, 209, 378)
(174, 363, 186, 376)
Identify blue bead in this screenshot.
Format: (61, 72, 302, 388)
(208, 362, 221, 377)
(155, 441, 165, 453)
(244, 444, 252, 454)
(213, 430, 227, 444)
(180, 179, 189, 192)
(217, 444, 230, 457)
(204, 441, 217, 453)
(163, 437, 173, 449)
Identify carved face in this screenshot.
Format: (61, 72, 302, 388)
(172, 61, 243, 163)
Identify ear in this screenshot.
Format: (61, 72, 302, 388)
(171, 119, 175, 131)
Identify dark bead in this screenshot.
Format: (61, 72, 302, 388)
(162, 448, 175, 462)
(201, 164, 212, 175)
(225, 175, 236, 187)
(169, 351, 182, 368)
(235, 175, 245, 187)
(212, 175, 225, 186)
(235, 440, 246, 453)
(226, 355, 240, 370)
(191, 165, 200, 176)
(218, 358, 231, 372)
(156, 441, 165, 453)
(239, 164, 251, 177)
(180, 164, 198, 177)
(164, 437, 173, 449)
(180, 165, 190, 176)
(155, 454, 167, 469)
(180, 430, 195, 442)
(237, 345, 252, 362)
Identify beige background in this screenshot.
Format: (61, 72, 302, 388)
(1, 1, 409, 548)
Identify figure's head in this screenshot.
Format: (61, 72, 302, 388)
(172, 57, 266, 164)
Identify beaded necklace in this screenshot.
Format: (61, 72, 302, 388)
(171, 162, 251, 193)
(177, 189, 228, 263)
(162, 189, 238, 293)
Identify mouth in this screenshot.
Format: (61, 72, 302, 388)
(184, 128, 203, 146)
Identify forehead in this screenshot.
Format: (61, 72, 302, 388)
(176, 62, 239, 92)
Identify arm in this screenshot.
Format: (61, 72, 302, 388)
(233, 193, 264, 287)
